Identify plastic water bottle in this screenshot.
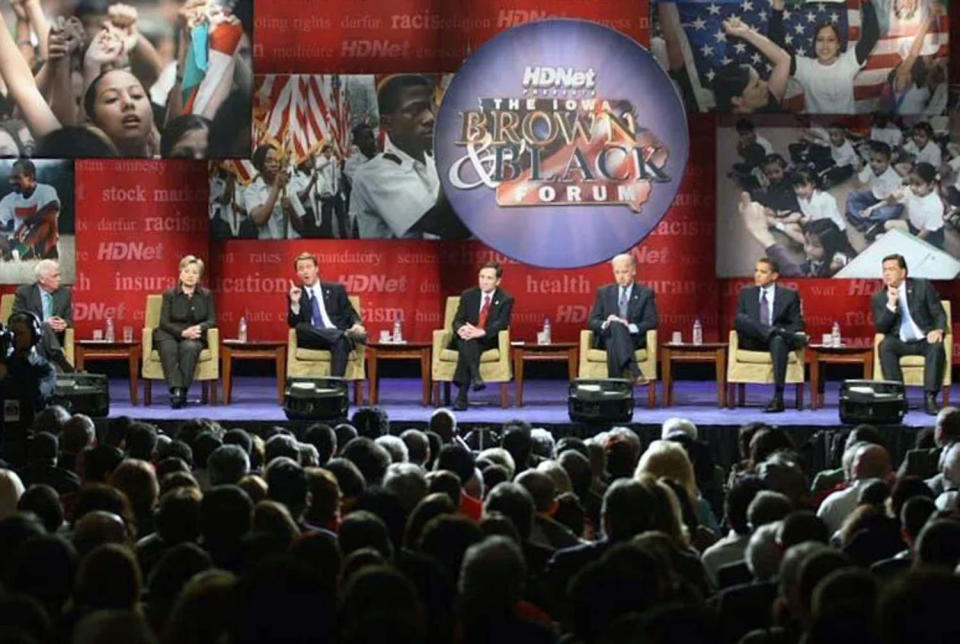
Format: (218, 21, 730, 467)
(831, 321, 841, 347)
(692, 318, 703, 346)
(105, 316, 115, 342)
(393, 318, 403, 343)
(238, 316, 248, 343)
(543, 318, 552, 344)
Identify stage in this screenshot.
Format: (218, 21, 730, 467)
(105, 376, 941, 428)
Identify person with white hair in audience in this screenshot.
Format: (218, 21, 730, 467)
(934, 442, 960, 510)
(662, 417, 698, 440)
(817, 443, 892, 534)
(375, 435, 409, 464)
(0, 469, 25, 520)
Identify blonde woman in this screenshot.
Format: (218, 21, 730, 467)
(155, 255, 215, 408)
(635, 441, 721, 535)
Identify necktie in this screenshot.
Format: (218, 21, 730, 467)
(310, 289, 325, 328)
(759, 289, 770, 326)
(898, 287, 920, 341)
(618, 288, 628, 318)
(478, 294, 491, 328)
(41, 291, 52, 320)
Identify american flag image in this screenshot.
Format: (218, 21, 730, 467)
(664, 0, 949, 113)
(252, 75, 353, 165)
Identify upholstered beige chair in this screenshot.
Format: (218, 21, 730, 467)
(578, 329, 658, 408)
(1, 293, 74, 366)
(726, 330, 805, 409)
(141, 294, 219, 404)
(287, 295, 365, 406)
(432, 296, 511, 407)
(873, 300, 952, 404)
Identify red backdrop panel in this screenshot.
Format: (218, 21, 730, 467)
(254, 0, 649, 73)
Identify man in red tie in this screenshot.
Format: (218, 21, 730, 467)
(451, 261, 514, 410)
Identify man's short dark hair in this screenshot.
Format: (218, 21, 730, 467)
(341, 438, 392, 487)
(400, 429, 429, 466)
(726, 474, 765, 535)
(266, 457, 308, 520)
(82, 445, 124, 483)
(351, 407, 390, 439)
(868, 140, 892, 159)
(756, 257, 780, 275)
(325, 457, 366, 499)
(293, 251, 318, 270)
(12, 158, 36, 179)
(252, 144, 276, 174)
(484, 482, 535, 540)
(126, 422, 159, 461)
(155, 486, 202, 544)
(17, 484, 63, 533)
(479, 260, 503, 278)
(223, 428, 253, 454)
(303, 423, 337, 465)
(428, 409, 457, 443)
(200, 485, 253, 551)
(265, 434, 300, 465)
(600, 478, 659, 541)
(339, 510, 393, 559)
(714, 64, 752, 111)
(736, 118, 756, 134)
(377, 74, 431, 115)
(207, 445, 250, 486)
(882, 253, 907, 271)
(158, 440, 193, 468)
(436, 444, 476, 487)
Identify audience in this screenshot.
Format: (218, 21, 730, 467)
(0, 406, 957, 643)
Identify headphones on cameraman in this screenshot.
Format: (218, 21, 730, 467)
(7, 311, 43, 347)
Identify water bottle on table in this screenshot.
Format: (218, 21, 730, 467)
(831, 321, 841, 347)
(393, 318, 403, 343)
(543, 318, 551, 344)
(105, 317, 115, 342)
(238, 316, 248, 343)
(692, 318, 702, 345)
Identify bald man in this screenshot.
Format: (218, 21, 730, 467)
(588, 254, 657, 384)
(817, 443, 891, 534)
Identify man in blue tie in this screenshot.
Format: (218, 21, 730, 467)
(873, 254, 947, 415)
(12, 259, 73, 372)
(735, 257, 806, 412)
(287, 252, 366, 377)
(588, 254, 658, 384)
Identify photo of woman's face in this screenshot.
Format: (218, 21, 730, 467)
(92, 70, 153, 146)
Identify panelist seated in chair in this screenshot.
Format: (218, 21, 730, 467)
(451, 261, 514, 410)
(735, 257, 806, 413)
(155, 255, 216, 409)
(872, 253, 947, 416)
(588, 253, 657, 384)
(13, 259, 73, 373)
(287, 251, 367, 377)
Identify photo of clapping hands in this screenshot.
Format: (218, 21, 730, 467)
(0, 0, 251, 159)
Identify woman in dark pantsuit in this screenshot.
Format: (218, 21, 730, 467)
(155, 255, 215, 408)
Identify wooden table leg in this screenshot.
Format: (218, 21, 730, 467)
(277, 348, 287, 404)
(717, 348, 727, 408)
(129, 347, 139, 405)
(568, 348, 578, 381)
(368, 348, 379, 405)
(514, 349, 525, 407)
(661, 348, 673, 407)
(810, 356, 821, 410)
(222, 346, 233, 404)
(864, 353, 874, 379)
(420, 348, 431, 406)
(76, 347, 86, 372)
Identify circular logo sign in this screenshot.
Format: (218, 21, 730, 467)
(435, 19, 689, 268)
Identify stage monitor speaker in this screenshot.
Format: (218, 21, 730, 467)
(283, 377, 349, 421)
(52, 372, 110, 417)
(838, 379, 907, 425)
(568, 378, 634, 424)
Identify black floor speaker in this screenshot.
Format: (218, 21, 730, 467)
(568, 378, 634, 423)
(839, 379, 907, 425)
(52, 372, 110, 417)
(283, 377, 350, 420)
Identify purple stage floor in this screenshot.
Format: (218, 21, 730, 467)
(105, 377, 942, 428)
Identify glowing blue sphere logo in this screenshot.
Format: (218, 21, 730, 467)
(435, 19, 689, 268)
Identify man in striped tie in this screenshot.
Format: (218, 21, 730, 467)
(451, 261, 514, 410)
(735, 258, 806, 413)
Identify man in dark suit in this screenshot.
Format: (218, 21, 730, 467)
(873, 253, 947, 415)
(451, 261, 513, 410)
(735, 257, 806, 413)
(287, 251, 367, 377)
(588, 253, 657, 383)
(12, 259, 73, 372)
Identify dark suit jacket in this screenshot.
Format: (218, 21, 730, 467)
(735, 284, 804, 342)
(588, 282, 657, 346)
(156, 287, 216, 344)
(452, 287, 513, 340)
(287, 281, 360, 331)
(13, 283, 72, 325)
(872, 278, 946, 338)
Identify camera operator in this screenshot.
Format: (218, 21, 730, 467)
(1, 311, 57, 419)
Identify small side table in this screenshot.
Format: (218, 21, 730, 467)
(366, 342, 432, 406)
(512, 342, 578, 407)
(808, 343, 874, 409)
(661, 342, 729, 408)
(75, 340, 141, 405)
(221, 340, 287, 404)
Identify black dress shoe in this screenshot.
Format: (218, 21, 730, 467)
(925, 393, 939, 416)
(763, 396, 785, 413)
(471, 376, 486, 391)
(453, 396, 469, 411)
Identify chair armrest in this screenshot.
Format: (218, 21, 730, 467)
(580, 329, 594, 354)
(142, 328, 153, 356)
(497, 329, 510, 357)
(206, 327, 219, 361)
(728, 330, 738, 353)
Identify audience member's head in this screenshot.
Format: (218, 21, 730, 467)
(126, 422, 159, 461)
(207, 444, 250, 486)
(934, 406, 960, 447)
(266, 457, 308, 520)
(747, 490, 793, 530)
(351, 407, 390, 439)
(662, 417, 698, 440)
(375, 435, 409, 464)
(264, 434, 299, 466)
(305, 467, 341, 529)
(0, 469, 26, 520)
(483, 482, 535, 541)
(915, 518, 960, 569)
(779, 511, 829, 548)
(383, 463, 428, 514)
(339, 510, 393, 560)
(18, 484, 64, 533)
(726, 474, 765, 535)
(302, 423, 336, 464)
(341, 438, 392, 487)
(399, 429, 429, 467)
(746, 521, 783, 581)
(428, 409, 457, 443)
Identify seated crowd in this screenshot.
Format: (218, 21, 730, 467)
(0, 405, 959, 643)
